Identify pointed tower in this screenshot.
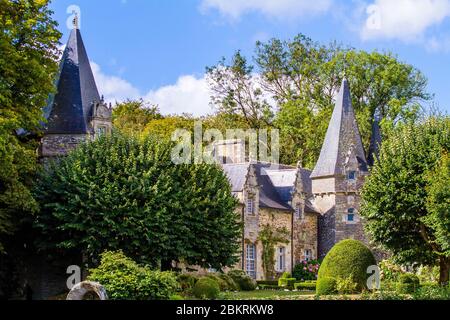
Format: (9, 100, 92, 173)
(40, 20, 112, 158)
(311, 78, 369, 258)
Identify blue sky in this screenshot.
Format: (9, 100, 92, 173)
(49, 0, 450, 115)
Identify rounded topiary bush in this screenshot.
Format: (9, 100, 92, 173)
(227, 270, 257, 291)
(193, 278, 220, 300)
(317, 240, 376, 293)
(316, 277, 337, 295)
(396, 274, 420, 294)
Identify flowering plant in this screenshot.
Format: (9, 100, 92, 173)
(292, 260, 321, 281)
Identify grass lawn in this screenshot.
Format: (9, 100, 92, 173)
(221, 290, 316, 300)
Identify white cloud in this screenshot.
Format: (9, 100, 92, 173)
(91, 61, 212, 116)
(144, 75, 212, 116)
(200, 0, 333, 19)
(361, 0, 450, 41)
(91, 62, 140, 103)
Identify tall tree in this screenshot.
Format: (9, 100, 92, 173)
(361, 117, 450, 285)
(113, 99, 162, 137)
(0, 0, 61, 252)
(207, 34, 430, 168)
(206, 51, 274, 130)
(34, 134, 241, 270)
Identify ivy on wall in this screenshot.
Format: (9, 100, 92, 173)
(258, 224, 290, 280)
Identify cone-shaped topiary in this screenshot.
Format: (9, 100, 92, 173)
(317, 239, 376, 293)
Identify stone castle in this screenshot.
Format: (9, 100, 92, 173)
(39, 25, 382, 286)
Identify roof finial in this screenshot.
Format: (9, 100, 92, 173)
(73, 13, 79, 29)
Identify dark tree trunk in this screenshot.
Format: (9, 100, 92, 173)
(439, 256, 450, 286)
(161, 260, 173, 271)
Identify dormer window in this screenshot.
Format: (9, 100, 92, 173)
(347, 171, 357, 181)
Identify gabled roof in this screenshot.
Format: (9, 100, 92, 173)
(222, 163, 250, 192)
(43, 27, 100, 134)
(311, 78, 368, 178)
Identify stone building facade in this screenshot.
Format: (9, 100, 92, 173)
(216, 78, 379, 280)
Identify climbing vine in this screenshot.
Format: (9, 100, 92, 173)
(258, 224, 290, 280)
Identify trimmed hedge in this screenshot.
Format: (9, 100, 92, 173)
(228, 270, 257, 291)
(317, 240, 376, 293)
(397, 274, 420, 294)
(278, 277, 297, 289)
(316, 277, 337, 295)
(257, 280, 279, 286)
(258, 284, 282, 290)
(294, 282, 316, 291)
(193, 278, 220, 300)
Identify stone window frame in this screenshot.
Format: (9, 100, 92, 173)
(276, 247, 286, 272)
(304, 249, 312, 262)
(246, 198, 255, 215)
(345, 208, 358, 224)
(347, 170, 357, 181)
(294, 204, 303, 220)
(245, 243, 257, 279)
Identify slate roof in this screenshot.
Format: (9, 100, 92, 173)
(311, 78, 368, 178)
(221, 162, 319, 214)
(222, 163, 250, 192)
(43, 27, 100, 134)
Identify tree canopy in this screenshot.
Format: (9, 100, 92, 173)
(361, 117, 450, 284)
(34, 133, 241, 270)
(207, 34, 430, 168)
(0, 0, 61, 252)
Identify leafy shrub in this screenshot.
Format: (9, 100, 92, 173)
(177, 274, 199, 293)
(293, 260, 321, 281)
(193, 278, 220, 300)
(396, 274, 420, 294)
(228, 270, 257, 291)
(316, 277, 337, 295)
(379, 259, 404, 282)
(412, 284, 450, 300)
(88, 251, 179, 300)
(294, 282, 316, 291)
(318, 240, 376, 292)
(217, 273, 239, 291)
(336, 276, 359, 294)
(204, 273, 238, 292)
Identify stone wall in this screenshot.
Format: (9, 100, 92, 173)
(40, 134, 88, 158)
(293, 212, 318, 264)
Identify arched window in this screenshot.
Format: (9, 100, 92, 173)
(246, 243, 256, 279)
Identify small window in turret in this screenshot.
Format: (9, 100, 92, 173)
(347, 171, 357, 181)
(295, 205, 302, 220)
(96, 126, 106, 137)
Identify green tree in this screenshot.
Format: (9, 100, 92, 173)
(425, 152, 450, 282)
(113, 99, 162, 137)
(206, 51, 274, 130)
(361, 117, 450, 285)
(34, 133, 241, 270)
(0, 0, 61, 252)
(207, 34, 429, 168)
